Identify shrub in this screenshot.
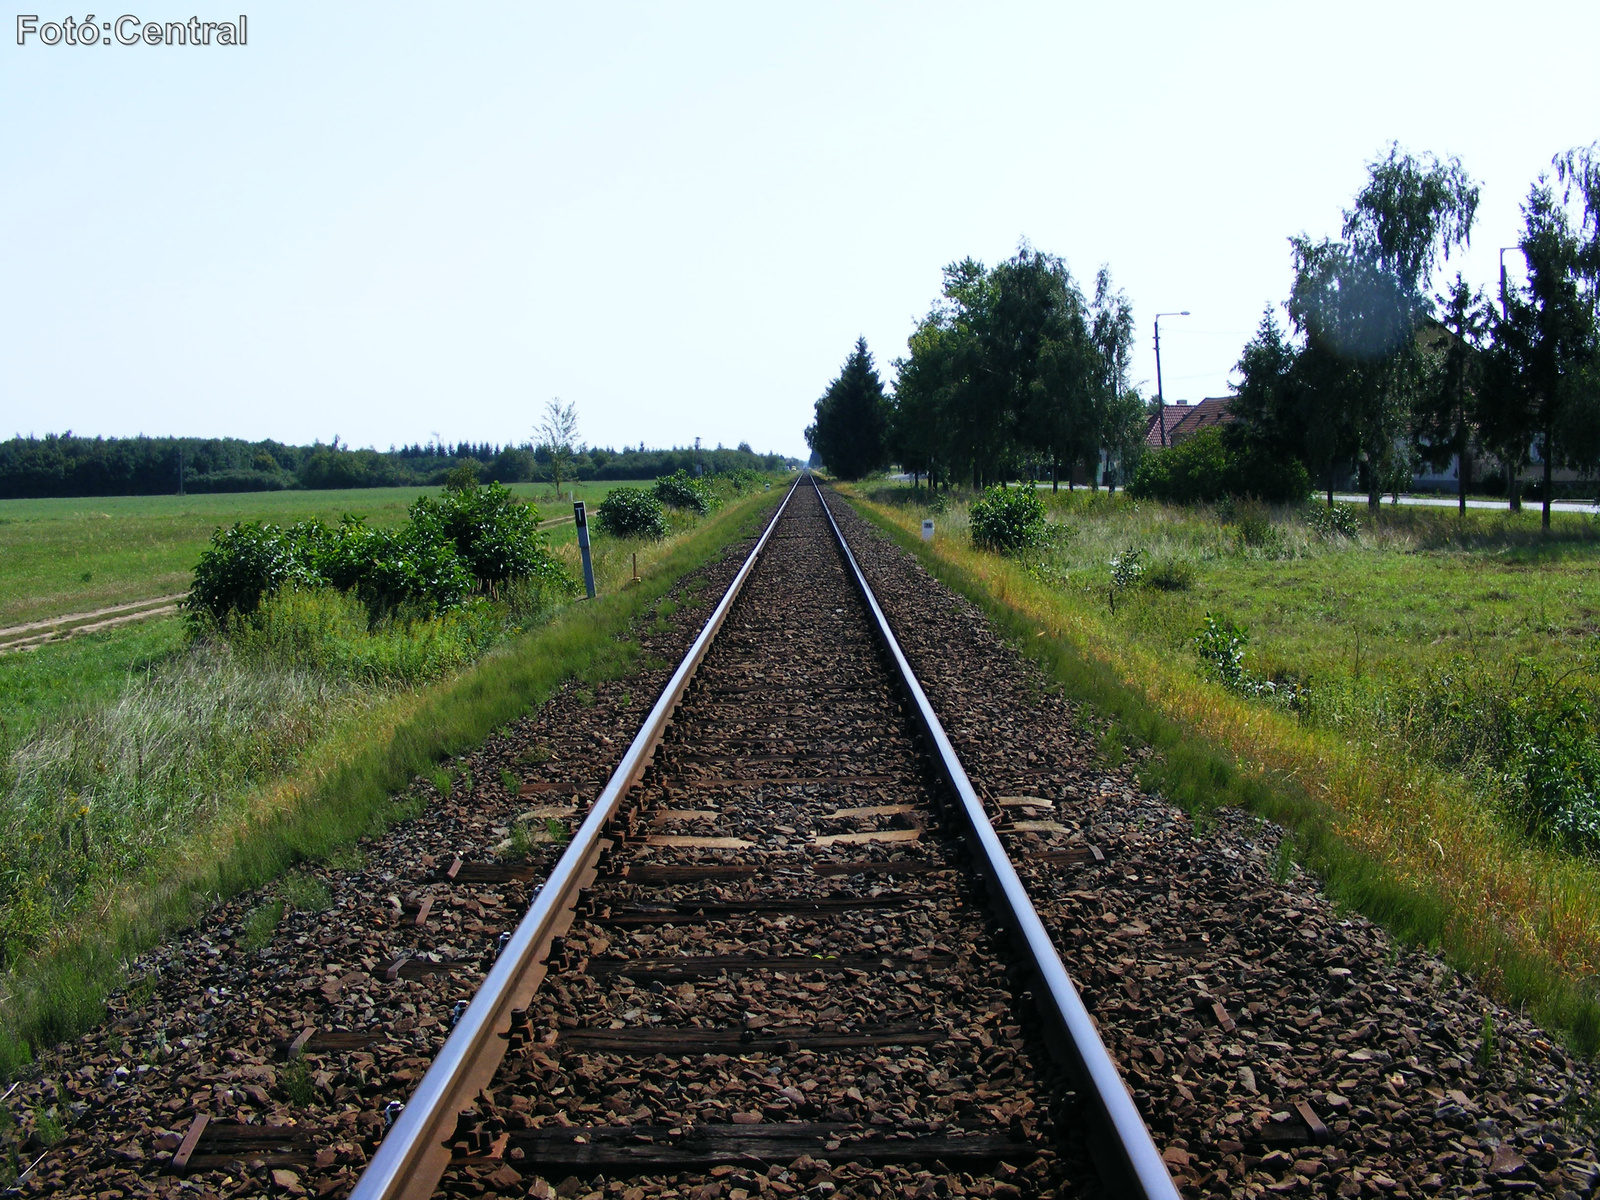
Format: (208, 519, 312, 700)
(184, 484, 573, 624)
(596, 487, 670, 539)
(186, 521, 324, 621)
(1144, 556, 1196, 591)
(655, 470, 717, 515)
(970, 485, 1047, 554)
(1109, 546, 1147, 590)
(1194, 612, 1251, 692)
(1130, 428, 1310, 504)
(1307, 501, 1361, 538)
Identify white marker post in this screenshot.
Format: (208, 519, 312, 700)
(921, 518, 935, 542)
(574, 502, 596, 598)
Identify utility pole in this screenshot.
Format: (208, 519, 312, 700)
(1153, 311, 1190, 447)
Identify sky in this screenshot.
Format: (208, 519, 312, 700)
(2, 2, 1596, 460)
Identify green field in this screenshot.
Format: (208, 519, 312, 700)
(1036, 495, 1600, 705)
(0, 482, 619, 629)
(0, 479, 725, 757)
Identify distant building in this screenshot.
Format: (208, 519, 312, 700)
(1144, 397, 1237, 449)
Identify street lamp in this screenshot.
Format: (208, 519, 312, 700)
(1497, 248, 1528, 509)
(1153, 311, 1190, 448)
(1498, 246, 1527, 318)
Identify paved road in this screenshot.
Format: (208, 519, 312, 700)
(886, 474, 1600, 515)
(1332, 492, 1600, 515)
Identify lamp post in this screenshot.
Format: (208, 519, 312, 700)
(1153, 311, 1190, 447)
(1497, 248, 1528, 510)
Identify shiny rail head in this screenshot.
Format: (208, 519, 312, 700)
(807, 477, 1179, 1200)
(348, 476, 803, 1200)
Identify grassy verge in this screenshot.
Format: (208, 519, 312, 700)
(0, 485, 783, 1074)
(843, 484, 1600, 1055)
(0, 618, 186, 750)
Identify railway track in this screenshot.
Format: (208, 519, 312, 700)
(19, 478, 1600, 1197)
(342, 477, 1176, 1200)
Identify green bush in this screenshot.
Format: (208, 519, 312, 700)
(1145, 556, 1196, 591)
(1130, 428, 1311, 504)
(184, 483, 573, 624)
(969, 485, 1047, 554)
(596, 487, 670, 539)
(185, 521, 324, 620)
(1109, 546, 1147, 590)
(1194, 612, 1252, 692)
(655, 470, 717, 515)
(410, 483, 562, 592)
(1354, 659, 1600, 857)
(1308, 502, 1362, 538)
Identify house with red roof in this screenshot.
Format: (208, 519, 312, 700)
(1144, 397, 1237, 449)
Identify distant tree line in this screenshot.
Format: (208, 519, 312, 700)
(0, 433, 792, 500)
(1227, 142, 1600, 527)
(806, 247, 1146, 488)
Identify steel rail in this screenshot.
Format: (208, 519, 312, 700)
(349, 474, 803, 1200)
(810, 477, 1180, 1200)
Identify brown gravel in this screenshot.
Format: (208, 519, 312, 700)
(436, 482, 1096, 1200)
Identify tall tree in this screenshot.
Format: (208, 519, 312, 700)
(1226, 309, 1355, 504)
(1087, 268, 1139, 488)
(806, 337, 890, 480)
(534, 398, 579, 499)
(1414, 275, 1491, 513)
(892, 247, 1121, 491)
(1288, 237, 1415, 506)
(1492, 170, 1600, 529)
(1228, 309, 1305, 459)
(1288, 146, 1479, 509)
(1003, 249, 1095, 488)
(889, 317, 958, 489)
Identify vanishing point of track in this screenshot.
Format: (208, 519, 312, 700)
(346, 476, 1177, 1200)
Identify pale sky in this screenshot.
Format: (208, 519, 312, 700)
(3, 2, 1596, 460)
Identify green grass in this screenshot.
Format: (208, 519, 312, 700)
(0, 618, 185, 751)
(0, 483, 783, 1075)
(848, 483, 1600, 1054)
(0, 480, 620, 628)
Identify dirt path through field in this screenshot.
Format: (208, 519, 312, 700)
(0, 593, 186, 653)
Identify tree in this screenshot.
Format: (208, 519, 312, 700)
(1005, 250, 1096, 488)
(1414, 275, 1491, 513)
(889, 318, 956, 489)
(1229, 310, 1302, 458)
(1489, 168, 1600, 529)
(805, 338, 890, 480)
(890, 247, 1123, 491)
(1288, 145, 1480, 509)
(1087, 268, 1140, 489)
(535, 398, 579, 499)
